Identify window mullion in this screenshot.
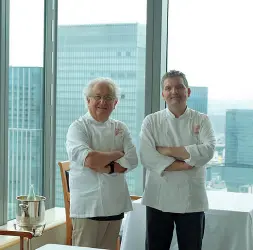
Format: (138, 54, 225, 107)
(43, 0, 58, 209)
(0, 0, 10, 226)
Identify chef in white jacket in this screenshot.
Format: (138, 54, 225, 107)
(66, 77, 138, 250)
(140, 70, 216, 250)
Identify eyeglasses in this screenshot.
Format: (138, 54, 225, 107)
(90, 95, 115, 102)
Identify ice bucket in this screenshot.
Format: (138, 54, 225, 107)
(15, 195, 46, 237)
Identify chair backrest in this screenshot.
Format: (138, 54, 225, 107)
(0, 230, 33, 250)
(58, 161, 72, 245)
(130, 195, 142, 201)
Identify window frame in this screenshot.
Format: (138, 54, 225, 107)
(145, 0, 168, 115)
(0, 0, 9, 226)
(143, 0, 168, 187)
(43, 0, 58, 210)
(0, 0, 58, 225)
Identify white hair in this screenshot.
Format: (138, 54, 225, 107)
(83, 77, 120, 101)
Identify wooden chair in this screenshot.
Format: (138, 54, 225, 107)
(0, 230, 33, 250)
(129, 195, 142, 201)
(58, 160, 141, 249)
(58, 161, 72, 245)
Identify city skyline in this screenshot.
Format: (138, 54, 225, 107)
(7, 64, 253, 217)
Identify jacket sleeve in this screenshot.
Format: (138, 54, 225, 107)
(115, 124, 138, 172)
(184, 115, 216, 167)
(140, 115, 175, 176)
(66, 121, 92, 168)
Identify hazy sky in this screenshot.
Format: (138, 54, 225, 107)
(167, 0, 253, 100)
(9, 0, 253, 100)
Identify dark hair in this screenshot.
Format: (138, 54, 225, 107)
(161, 70, 189, 89)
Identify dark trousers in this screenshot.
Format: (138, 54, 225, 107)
(146, 206, 205, 250)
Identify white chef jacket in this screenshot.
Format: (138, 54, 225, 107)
(66, 112, 138, 218)
(140, 108, 216, 213)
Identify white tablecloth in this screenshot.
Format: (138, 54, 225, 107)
(36, 244, 106, 250)
(121, 191, 253, 250)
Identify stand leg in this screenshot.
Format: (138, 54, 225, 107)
(27, 238, 31, 250)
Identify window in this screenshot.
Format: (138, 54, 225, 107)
(8, 0, 44, 219)
(168, 0, 253, 193)
(55, 0, 147, 206)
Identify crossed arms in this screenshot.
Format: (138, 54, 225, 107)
(85, 150, 126, 173)
(140, 115, 216, 175)
(66, 122, 138, 174)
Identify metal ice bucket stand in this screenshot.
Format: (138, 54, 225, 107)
(12, 195, 47, 249)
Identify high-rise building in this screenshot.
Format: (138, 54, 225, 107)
(224, 109, 253, 191)
(55, 23, 146, 206)
(187, 86, 208, 114)
(225, 109, 253, 168)
(8, 67, 43, 219)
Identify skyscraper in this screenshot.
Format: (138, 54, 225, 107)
(55, 23, 146, 206)
(224, 109, 253, 191)
(187, 87, 208, 114)
(225, 109, 253, 168)
(8, 67, 43, 219)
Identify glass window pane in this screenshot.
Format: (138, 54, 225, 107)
(56, 0, 147, 206)
(8, 0, 44, 219)
(167, 0, 253, 193)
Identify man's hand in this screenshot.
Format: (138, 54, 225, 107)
(156, 146, 190, 160)
(85, 151, 124, 169)
(90, 162, 127, 174)
(165, 161, 193, 171)
(114, 151, 125, 159)
(114, 162, 127, 173)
